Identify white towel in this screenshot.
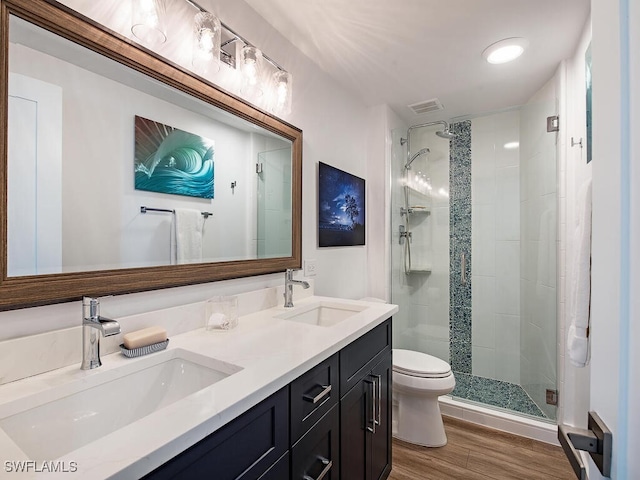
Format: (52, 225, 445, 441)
(173, 208, 204, 264)
(567, 179, 592, 367)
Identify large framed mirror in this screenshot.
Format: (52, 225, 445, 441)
(0, 0, 302, 310)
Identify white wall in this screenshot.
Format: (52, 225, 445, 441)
(559, 18, 592, 429)
(591, 0, 639, 477)
(366, 104, 394, 302)
(0, 0, 372, 340)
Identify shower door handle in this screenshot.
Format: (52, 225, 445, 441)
(461, 253, 467, 285)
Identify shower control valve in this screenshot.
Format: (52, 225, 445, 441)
(399, 225, 412, 244)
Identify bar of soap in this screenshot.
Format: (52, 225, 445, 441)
(123, 326, 167, 350)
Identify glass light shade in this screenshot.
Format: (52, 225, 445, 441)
(192, 12, 221, 75)
(482, 37, 528, 64)
(271, 70, 292, 115)
(131, 0, 167, 48)
(240, 46, 264, 98)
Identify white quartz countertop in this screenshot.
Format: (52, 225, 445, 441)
(0, 296, 397, 479)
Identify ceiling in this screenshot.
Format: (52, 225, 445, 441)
(243, 0, 590, 125)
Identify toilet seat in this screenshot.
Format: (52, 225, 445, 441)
(393, 349, 452, 378)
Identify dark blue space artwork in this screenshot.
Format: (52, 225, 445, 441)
(318, 162, 365, 247)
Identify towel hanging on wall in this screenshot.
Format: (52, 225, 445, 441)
(173, 208, 205, 264)
(567, 178, 592, 367)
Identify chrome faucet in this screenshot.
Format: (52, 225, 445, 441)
(284, 269, 310, 308)
(81, 297, 121, 370)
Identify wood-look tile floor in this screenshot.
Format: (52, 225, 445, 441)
(389, 416, 575, 480)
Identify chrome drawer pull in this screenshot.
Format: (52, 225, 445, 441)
(364, 379, 375, 433)
(371, 374, 382, 426)
(303, 456, 333, 480)
(303, 384, 332, 404)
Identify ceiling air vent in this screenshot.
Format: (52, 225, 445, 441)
(408, 98, 444, 115)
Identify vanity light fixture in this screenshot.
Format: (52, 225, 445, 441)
(240, 45, 264, 98)
(192, 11, 222, 75)
(504, 141, 520, 149)
(482, 37, 528, 64)
(271, 70, 293, 115)
(131, 0, 167, 47)
(130, 0, 294, 115)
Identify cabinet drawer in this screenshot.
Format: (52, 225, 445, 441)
(258, 452, 290, 480)
(292, 404, 340, 480)
(291, 353, 339, 443)
(143, 387, 289, 480)
(340, 319, 391, 396)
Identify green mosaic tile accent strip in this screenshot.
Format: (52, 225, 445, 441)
(449, 120, 472, 374)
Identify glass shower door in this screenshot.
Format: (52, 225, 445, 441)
(391, 95, 558, 421)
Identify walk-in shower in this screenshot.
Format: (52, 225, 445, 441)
(391, 103, 558, 422)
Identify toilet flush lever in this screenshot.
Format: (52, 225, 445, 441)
(558, 411, 611, 480)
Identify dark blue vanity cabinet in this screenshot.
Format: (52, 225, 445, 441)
(142, 387, 289, 480)
(340, 321, 393, 480)
(144, 318, 391, 480)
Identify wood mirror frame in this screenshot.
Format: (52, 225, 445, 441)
(0, 0, 302, 310)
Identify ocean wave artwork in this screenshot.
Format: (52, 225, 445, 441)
(134, 115, 214, 199)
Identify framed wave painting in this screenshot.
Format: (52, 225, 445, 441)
(134, 116, 214, 199)
(318, 162, 365, 247)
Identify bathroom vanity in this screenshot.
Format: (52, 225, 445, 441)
(144, 319, 392, 480)
(0, 295, 397, 479)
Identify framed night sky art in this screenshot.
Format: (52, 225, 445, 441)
(318, 162, 365, 247)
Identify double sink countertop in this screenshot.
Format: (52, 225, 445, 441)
(0, 296, 397, 479)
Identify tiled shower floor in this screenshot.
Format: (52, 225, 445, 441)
(451, 372, 549, 419)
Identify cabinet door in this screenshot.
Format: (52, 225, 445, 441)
(292, 404, 340, 480)
(339, 379, 370, 479)
(370, 353, 392, 480)
(143, 387, 289, 480)
(257, 452, 289, 480)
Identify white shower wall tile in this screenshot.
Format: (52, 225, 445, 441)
(472, 204, 495, 276)
(471, 276, 496, 348)
(495, 166, 521, 241)
(496, 240, 520, 280)
(472, 345, 496, 378)
(495, 274, 520, 315)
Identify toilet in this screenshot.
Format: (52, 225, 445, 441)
(392, 349, 456, 447)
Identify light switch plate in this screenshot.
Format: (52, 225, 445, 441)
(304, 259, 317, 277)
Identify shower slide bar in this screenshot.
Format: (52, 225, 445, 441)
(140, 206, 213, 219)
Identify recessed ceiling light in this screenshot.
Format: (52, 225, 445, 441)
(504, 141, 520, 149)
(482, 38, 529, 64)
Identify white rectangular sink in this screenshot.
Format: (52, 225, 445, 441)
(276, 300, 367, 327)
(0, 349, 241, 461)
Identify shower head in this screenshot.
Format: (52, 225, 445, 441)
(405, 147, 430, 170)
(436, 127, 455, 139)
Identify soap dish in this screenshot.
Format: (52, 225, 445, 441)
(120, 339, 169, 358)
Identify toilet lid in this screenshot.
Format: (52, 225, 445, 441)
(393, 349, 452, 378)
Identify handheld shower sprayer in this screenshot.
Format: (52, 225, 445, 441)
(405, 148, 430, 169)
